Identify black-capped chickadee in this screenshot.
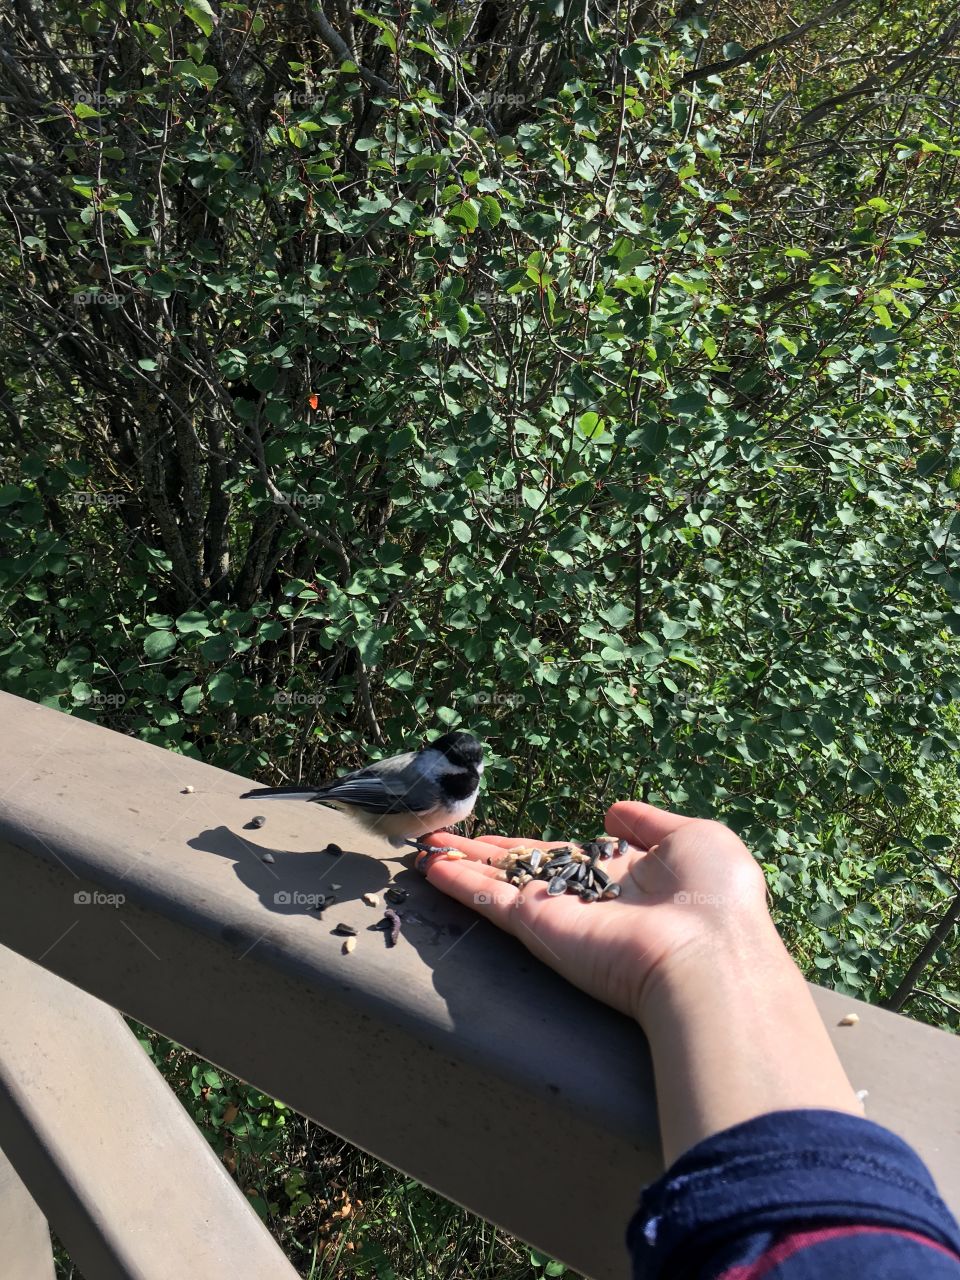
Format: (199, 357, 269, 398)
(240, 730, 484, 852)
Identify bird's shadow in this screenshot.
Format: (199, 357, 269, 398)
(189, 824, 480, 949)
(188, 825, 404, 919)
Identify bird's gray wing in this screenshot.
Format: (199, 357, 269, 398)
(311, 753, 427, 814)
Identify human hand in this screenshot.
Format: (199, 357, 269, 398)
(418, 799, 771, 1026)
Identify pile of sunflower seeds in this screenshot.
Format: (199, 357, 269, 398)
(490, 840, 624, 903)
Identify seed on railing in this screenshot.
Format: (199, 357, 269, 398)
(333, 923, 357, 936)
(182, 786, 194, 794)
(342, 937, 356, 954)
(325, 843, 343, 857)
(362, 893, 380, 907)
(385, 887, 408, 905)
(383, 908, 401, 947)
(248, 815, 267, 829)
(261, 852, 275, 864)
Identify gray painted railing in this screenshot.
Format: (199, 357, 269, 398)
(0, 690, 958, 1280)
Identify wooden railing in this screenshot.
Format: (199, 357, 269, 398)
(0, 690, 958, 1280)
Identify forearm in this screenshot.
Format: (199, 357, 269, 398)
(638, 916, 864, 1167)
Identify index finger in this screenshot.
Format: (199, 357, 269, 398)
(420, 830, 567, 864)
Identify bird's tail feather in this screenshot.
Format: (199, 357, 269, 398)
(239, 786, 318, 801)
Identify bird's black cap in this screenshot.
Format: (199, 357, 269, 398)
(427, 730, 484, 769)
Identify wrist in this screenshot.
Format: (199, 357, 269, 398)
(635, 912, 863, 1165)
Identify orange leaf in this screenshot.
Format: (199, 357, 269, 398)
(308, 394, 319, 410)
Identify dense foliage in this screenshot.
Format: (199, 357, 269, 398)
(2, 0, 959, 1273)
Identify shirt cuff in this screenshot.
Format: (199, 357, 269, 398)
(627, 1108, 960, 1278)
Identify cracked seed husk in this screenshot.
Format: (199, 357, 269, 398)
(342, 937, 356, 954)
(334, 923, 357, 936)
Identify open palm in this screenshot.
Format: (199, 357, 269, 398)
(419, 799, 769, 1023)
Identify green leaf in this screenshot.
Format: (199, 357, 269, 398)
(144, 631, 178, 660)
(448, 199, 479, 231)
(181, 685, 203, 714)
(451, 520, 472, 544)
(182, 0, 218, 37)
(176, 610, 213, 634)
(207, 672, 236, 704)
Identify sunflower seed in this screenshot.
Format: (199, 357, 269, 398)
(617, 838, 629, 856)
(547, 877, 569, 896)
(546, 852, 572, 869)
(580, 888, 599, 902)
(362, 893, 380, 907)
(383, 908, 402, 947)
(325, 843, 343, 857)
(597, 839, 614, 860)
(573, 863, 587, 882)
(602, 883, 622, 899)
(558, 863, 579, 881)
(248, 815, 267, 829)
(342, 937, 356, 954)
(592, 866, 610, 889)
(261, 852, 275, 864)
(385, 887, 408, 905)
(528, 850, 543, 872)
(182, 786, 194, 794)
(333, 923, 357, 937)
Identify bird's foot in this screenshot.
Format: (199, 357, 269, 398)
(405, 837, 459, 856)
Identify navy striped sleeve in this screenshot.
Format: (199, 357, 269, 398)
(627, 1109, 960, 1279)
